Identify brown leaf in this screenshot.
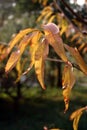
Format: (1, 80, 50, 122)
(64, 44, 87, 75)
(43, 23, 68, 62)
(62, 64, 76, 112)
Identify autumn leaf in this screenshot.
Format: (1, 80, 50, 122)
(59, 18, 68, 35)
(64, 44, 87, 75)
(5, 34, 33, 73)
(7, 28, 36, 54)
(34, 38, 49, 89)
(37, 6, 52, 23)
(23, 31, 42, 75)
(0, 43, 9, 62)
(5, 50, 20, 73)
(62, 64, 76, 113)
(43, 23, 68, 62)
(70, 106, 87, 130)
(15, 59, 21, 82)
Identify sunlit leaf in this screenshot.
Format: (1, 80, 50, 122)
(7, 28, 35, 54)
(43, 23, 68, 62)
(37, 6, 52, 23)
(78, 42, 85, 51)
(5, 34, 33, 73)
(23, 31, 42, 75)
(0, 43, 8, 62)
(48, 15, 56, 23)
(60, 18, 68, 35)
(70, 106, 87, 130)
(70, 33, 80, 42)
(34, 38, 49, 89)
(62, 64, 76, 113)
(64, 44, 87, 75)
(15, 59, 21, 82)
(5, 50, 20, 73)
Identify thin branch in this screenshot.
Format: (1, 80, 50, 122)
(46, 57, 64, 63)
(46, 57, 82, 71)
(54, 0, 87, 35)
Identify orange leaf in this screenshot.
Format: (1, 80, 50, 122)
(62, 64, 76, 112)
(64, 44, 87, 75)
(34, 39, 49, 89)
(43, 23, 68, 62)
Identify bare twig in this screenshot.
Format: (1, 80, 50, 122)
(46, 57, 81, 71)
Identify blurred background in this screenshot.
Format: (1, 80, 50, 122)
(0, 0, 87, 130)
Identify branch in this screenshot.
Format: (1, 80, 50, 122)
(46, 57, 82, 71)
(60, 0, 87, 25)
(54, 0, 87, 34)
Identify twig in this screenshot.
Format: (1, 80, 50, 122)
(46, 57, 64, 63)
(46, 57, 81, 71)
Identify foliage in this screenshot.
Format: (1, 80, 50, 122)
(0, 0, 87, 130)
(2, 22, 86, 129)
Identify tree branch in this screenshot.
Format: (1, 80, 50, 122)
(46, 57, 82, 71)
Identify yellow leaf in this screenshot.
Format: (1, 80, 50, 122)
(62, 64, 75, 89)
(15, 59, 21, 82)
(78, 42, 85, 51)
(5, 33, 33, 73)
(70, 107, 86, 120)
(22, 31, 42, 75)
(48, 15, 56, 23)
(37, 6, 52, 22)
(43, 23, 68, 62)
(7, 28, 35, 54)
(64, 44, 87, 75)
(35, 58, 46, 89)
(60, 18, 68, 35)
(18, 34, 32, 54)
(34, 39, 49, 89)
(5, 50, 20, 73)
(70, 106, 87, 130)
(73, 112, 83, 130)
(35, 38, 49, 60)
(62, 64, 76, 112)
(0, 43, 8, 62)
(70, 33, 80, 42)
